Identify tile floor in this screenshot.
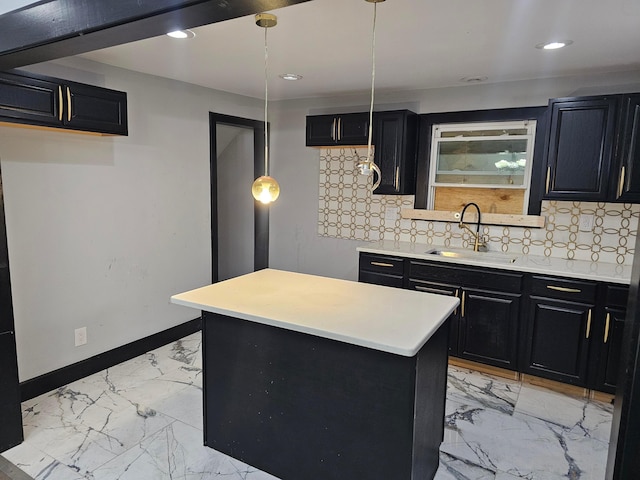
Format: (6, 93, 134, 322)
(2, 332, 613, 479)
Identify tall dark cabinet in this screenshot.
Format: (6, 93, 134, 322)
(0, 166, 23, 453)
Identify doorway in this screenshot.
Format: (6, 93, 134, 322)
(209, 113, 268, 283)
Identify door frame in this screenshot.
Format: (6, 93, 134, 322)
(209, 113, 268, 283)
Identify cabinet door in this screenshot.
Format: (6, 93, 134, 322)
(523, 296, 592, 386)
(544, 96, 617, 201)
(593, 307, 626, 393)
(65, 82, 128, 135)
(408, 279, 460, 356)
(0, 331, 23, 453)
(614, 94, 640, 202)
(306, 115, 339, 146)
(0, 71, 61, 127)
(336, 113, 369, 145)
(458, 288, 520, 370)
(372, 111, 417, 195)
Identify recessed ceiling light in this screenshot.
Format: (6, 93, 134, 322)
(166, 29, 196, 39)
(536, 40, 573, 50)
(460, 76, 488, 83)
(279, 73, 303, 81)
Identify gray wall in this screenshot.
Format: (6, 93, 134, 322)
(0, 58, 263, 381)
(1, 55, 639, 382)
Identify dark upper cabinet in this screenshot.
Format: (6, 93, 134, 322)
(371, 110, 418, 195)
(543, 95, 618, 201)
(305, 113, 369, 146)
(0, 70, 127, 135)
(613, 94, 640, 202)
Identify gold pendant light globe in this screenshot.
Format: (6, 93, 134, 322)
(252, 175, 280, 204)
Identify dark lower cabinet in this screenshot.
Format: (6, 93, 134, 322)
(523, 297, 592, 386)
(358, 253, 405, 288)
(408, 279, 460, 356)
(459, 288, 520, 369)
(0, 69, 127, 135)
(0, 331, 23, 452)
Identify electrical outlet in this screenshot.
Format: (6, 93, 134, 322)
(579, 214, 594, 231)
(75, 327, 87, 346)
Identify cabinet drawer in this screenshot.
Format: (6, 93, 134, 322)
(359, 271, 403, 288)
(359, 253, 405, 276)
(604, 284, 629, 309)
(407, 279, 459, 296)
(409, 261, 523, 293)
(530, 275, 597, 303)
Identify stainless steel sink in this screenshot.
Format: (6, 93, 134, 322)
(425, 248, 517, 264)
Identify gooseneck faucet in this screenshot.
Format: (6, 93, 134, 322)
(459, 202, 487, 252)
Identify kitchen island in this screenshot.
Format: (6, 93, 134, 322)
(171, 269, 459, 480)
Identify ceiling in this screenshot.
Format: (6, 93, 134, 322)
(77, 0, 640, 101)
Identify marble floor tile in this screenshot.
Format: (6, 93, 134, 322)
(3, 332, 615, 480)
(514, 384, 613, 442)
(446, 366, 521, 415)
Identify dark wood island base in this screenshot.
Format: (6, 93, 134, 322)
(202, 311, 450, 480)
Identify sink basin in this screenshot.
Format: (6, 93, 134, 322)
(425, 248, 517, 264)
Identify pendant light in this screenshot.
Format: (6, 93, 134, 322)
(252, 13, 281, 205)
(356, 0, 385, 191)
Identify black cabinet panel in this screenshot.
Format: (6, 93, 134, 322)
(305, 113, 369, 146)
(458, 288, 520, 369)
(409, 260, 523, 293)
(359, 270, 403, 288)
(0, 267, 15, 334)
(530, 275, 597, 303)
(408, 279, 460, 356)
(0, 70, 127, 135)
(372, 110, 417, 195)
(524, 297, 592, 386)
(615, 94, 640, 202)
(66, 82, 128, 135)
(544, 96, 617, 201)
(0, 71, 60, 126)
(0, 331, 23, 452)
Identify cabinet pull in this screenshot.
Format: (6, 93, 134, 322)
(58, 86, 63, 121)
(414, 285, 450, 295)
(461, 291, 466, 318)
(337, 117, 341, 141)
(617, 166, 626, 199)
(394, 166, 400, 190)
(331, 118, 336, 141)
(604, 313, 611, 344)
(546, 285, 581, 293)
(454, 288, 459, 315)
(586, 309, 592, 339)
(66, 86, 72, 122)
(370, 261, 393, 268)
(545, 166, 551, 194)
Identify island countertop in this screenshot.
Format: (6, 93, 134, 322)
(171, 268, 459, 357)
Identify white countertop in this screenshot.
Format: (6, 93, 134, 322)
(171, 269, 459, 357)
(358, 240, 632, 285)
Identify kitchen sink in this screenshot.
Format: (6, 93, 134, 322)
(425, 248, 517, 264)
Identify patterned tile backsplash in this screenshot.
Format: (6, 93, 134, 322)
(318, 148, 639, 265)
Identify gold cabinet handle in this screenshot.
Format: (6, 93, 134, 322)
(586, 308, 592, 339)
(331, 118, 336, 141)
(337, 117, 341, 141)
(66, 86, 72, 122)
(618, 166, 626, 199)
(545, 166, 551, 194)
(604, 313, 611, 343)
(370, 261, 393, 268)
(461, 291, 466, 318)
(414, 285, 451, 295)
(454, 288, 459, 315)
(395, 166, 400, 190)
(58, 86, 63, 121)
(547, 285, 581, 293)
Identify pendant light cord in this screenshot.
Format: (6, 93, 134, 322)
(264, 25, 269, 176)
(366, 1, 377, 164)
